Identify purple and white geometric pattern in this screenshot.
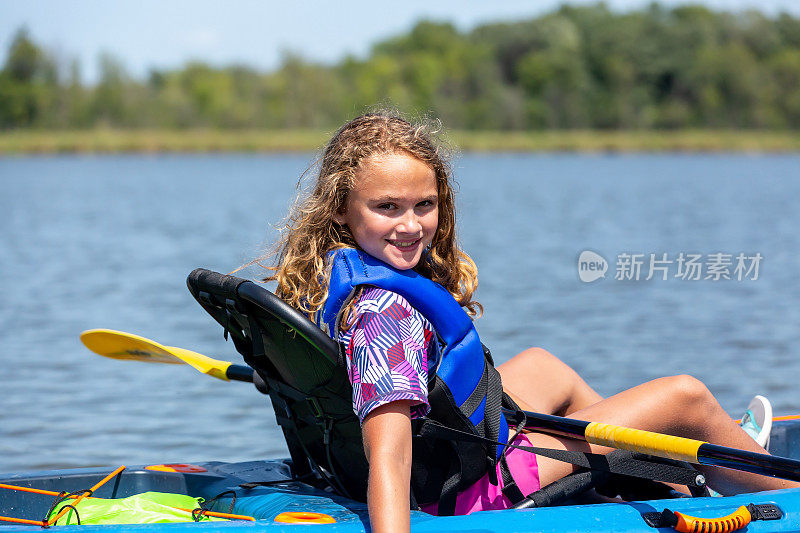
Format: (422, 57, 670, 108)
(338, 286, 436, 424)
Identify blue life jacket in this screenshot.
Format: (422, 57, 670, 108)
(318, 248, 512, 508)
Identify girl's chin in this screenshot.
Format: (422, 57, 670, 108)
(383, 249, 424, 270)
(385, 257, 421, 270)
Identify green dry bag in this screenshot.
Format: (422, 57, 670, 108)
(48, 491, 227, 525)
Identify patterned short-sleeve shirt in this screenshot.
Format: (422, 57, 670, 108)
(338, 286, 438, 423)
(336, 285, 542, 514)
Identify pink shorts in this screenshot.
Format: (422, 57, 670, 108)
(420, 433, 540, 515)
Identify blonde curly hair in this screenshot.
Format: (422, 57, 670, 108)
(261, 112, 482, 319)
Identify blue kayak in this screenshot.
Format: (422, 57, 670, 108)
(2, 418, 800, 533)
(7, 269, 798, 532)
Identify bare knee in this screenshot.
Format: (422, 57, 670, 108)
(664, 374, 711, 403)
(500, 347, 600, 415)
(502, 347, 579, 387)
(515, 346, 557, 364)
(498, 347, 562, 379)
(499, 347, 574, 414)
(658, 374, 718, 429)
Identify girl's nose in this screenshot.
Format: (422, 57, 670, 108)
(397, 211, 422, 233)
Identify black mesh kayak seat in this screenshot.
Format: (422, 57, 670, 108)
(186, 268, 368, 501)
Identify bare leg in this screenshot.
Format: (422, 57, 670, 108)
(498, 347, 603, 416)
(516, 375, 800, 495)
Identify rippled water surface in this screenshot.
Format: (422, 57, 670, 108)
(2, 152, 799, 472)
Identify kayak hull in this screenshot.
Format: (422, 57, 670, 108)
(3, 462, 799, 532)
(3, 420, 800, 532)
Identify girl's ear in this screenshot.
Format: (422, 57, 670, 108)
(332, 209, 346, 225)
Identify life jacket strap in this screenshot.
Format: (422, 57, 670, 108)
(499, 395, 529, 504)
(483, 362, 504, 485)
(435, 447, 463, 516)
(499, 455, 526, 504)
(459, 361, 488, 418)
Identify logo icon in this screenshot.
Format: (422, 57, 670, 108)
(578, 250, 608, 283)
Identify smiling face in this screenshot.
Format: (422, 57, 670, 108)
(334, 152, 439, 270)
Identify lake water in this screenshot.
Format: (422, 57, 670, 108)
(1, 152, 799, 472)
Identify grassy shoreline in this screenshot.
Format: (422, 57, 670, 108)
(1, 129, 799, 154)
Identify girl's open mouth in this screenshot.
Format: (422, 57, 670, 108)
(387, 238, 421, 250)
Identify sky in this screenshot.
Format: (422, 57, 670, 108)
(2, 0, 800, 84)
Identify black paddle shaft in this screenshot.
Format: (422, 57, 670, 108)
(226, 364, 255, 383)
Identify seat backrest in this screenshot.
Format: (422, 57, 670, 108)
(186, 268, 368, 501)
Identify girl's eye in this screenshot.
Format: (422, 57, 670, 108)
(377, 203, 396, 210)
(417, 200, 433, 208)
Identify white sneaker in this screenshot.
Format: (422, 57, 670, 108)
(740, 395, 772, 449)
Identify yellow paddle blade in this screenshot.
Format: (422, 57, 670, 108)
(80, 329, 232, 380)
(80, 329, 185, 364)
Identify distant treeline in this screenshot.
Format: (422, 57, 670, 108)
(3, 3, 800, 131)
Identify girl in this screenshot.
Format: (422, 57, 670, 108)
(262, 112, 797, 533)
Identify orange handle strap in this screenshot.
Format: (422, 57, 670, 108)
(671, 506, 752, 533)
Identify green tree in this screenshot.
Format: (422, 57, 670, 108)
(0, 27, 58, 128)
(768, 49, 800, 126)
(687, 43, 763, 127)
(91, 53, 130, 126)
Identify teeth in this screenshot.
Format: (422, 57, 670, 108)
(391, 240, 418, 248)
